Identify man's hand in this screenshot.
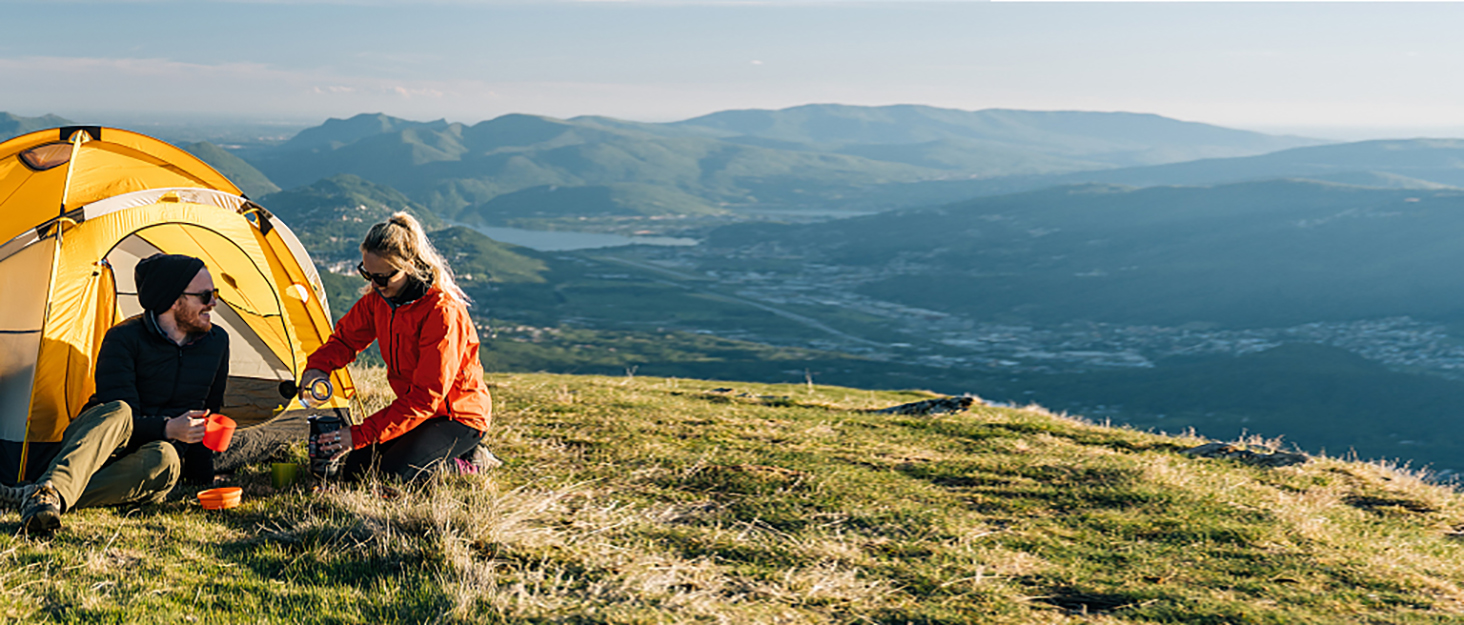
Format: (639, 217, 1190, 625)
(165, 410, 208, 444)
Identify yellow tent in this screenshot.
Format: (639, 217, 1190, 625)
(0, 126, 352, 484)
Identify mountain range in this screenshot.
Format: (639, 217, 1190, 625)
(12, 106, 1464, 223)
(663, 104, 1319, 166)
(8, 105, 1429, 230)
(214, 105, 1326, 221)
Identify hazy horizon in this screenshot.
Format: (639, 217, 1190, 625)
(6, 1, 1464, 143)
(17, 106, 1464, 146)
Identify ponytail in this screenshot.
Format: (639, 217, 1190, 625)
(360, 212, 470, 305)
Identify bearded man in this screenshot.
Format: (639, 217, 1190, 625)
(13, 253, 229, 535)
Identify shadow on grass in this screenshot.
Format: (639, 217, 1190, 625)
(1034, 586, 1155, 614)
(674, 389, 859, 412)
(893, 417, 1194, 455)
(1343, 494, 1438, 515)
(895, 459, 1177, 511)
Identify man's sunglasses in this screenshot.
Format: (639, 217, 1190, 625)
(357, 262, 401, 287)
(182, 289, 220, 306)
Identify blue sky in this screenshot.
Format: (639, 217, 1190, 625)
(3, 1, 1463, 139)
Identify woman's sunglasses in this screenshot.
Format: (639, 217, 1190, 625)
(181, 289, 220, 306)
(357, 262, 400, 287)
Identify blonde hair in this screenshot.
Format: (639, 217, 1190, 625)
(360, 212, 470, 305)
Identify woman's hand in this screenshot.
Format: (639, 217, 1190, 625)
(320, 427, 353, 459)
(299, 368, 330, 403)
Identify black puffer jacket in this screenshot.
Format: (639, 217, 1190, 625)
(84, 312, 229, 483)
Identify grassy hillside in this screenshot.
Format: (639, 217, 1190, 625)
(183, 141, 281, 198)
(258, 174, 444, 264)
(429, 226, 550, 286)
(5, 368, 1464, 623)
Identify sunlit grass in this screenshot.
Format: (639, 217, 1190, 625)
(2, 366, 1464, 623)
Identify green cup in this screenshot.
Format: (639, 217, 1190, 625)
(271, 463, 300, 490)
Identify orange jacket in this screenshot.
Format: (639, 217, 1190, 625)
(307, 285, 491, 448)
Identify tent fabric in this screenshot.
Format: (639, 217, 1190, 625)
(0, 126, 350, 485)
(0, 127, 241, 245)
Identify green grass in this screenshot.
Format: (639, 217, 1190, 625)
(183, 141, 282, 199)
(5, 367, 1464, 623)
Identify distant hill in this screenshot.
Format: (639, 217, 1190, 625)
(865, 138, 1464, 206)
(258, 174, 443, 263)
(669, 104, 1324, 167)
(708, 179, 1464, 329)
(278, 113, 453, 152)
(428, 226, 549, 285)
(1050, 138, 1464, 189)
(0, 112, 73, 142)
(239, 106, 1323, 220)
(183, 141, 281, 198)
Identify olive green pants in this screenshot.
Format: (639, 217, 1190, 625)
(36, 401, 181, 512)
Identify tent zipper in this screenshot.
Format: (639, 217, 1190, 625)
(387, 307, 398, 371)
(165, 345, 184, 408)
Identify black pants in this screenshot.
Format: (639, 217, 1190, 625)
(342, 418, 483, 482)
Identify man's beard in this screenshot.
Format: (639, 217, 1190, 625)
(176, 307, 212, 336)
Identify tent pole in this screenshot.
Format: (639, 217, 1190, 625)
(18, 131, 90, 483)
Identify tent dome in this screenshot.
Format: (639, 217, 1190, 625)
(0, 126, 352, 483)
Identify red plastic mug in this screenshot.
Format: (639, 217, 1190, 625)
(203, 414, 236, 452)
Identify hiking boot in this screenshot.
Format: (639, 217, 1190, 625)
(469, 445, 503, 471)
(0, 482, 32, 509)
(21, 481, 62, 536)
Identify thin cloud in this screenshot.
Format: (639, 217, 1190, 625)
(392, 86, 447, 98)
(0, 56, 282, 80)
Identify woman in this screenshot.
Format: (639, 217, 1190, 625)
(301, 213, 491, 481)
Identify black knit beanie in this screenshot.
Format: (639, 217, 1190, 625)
(135, 254, 206, 313)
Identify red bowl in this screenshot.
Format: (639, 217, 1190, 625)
(198, 487, 242, 510)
